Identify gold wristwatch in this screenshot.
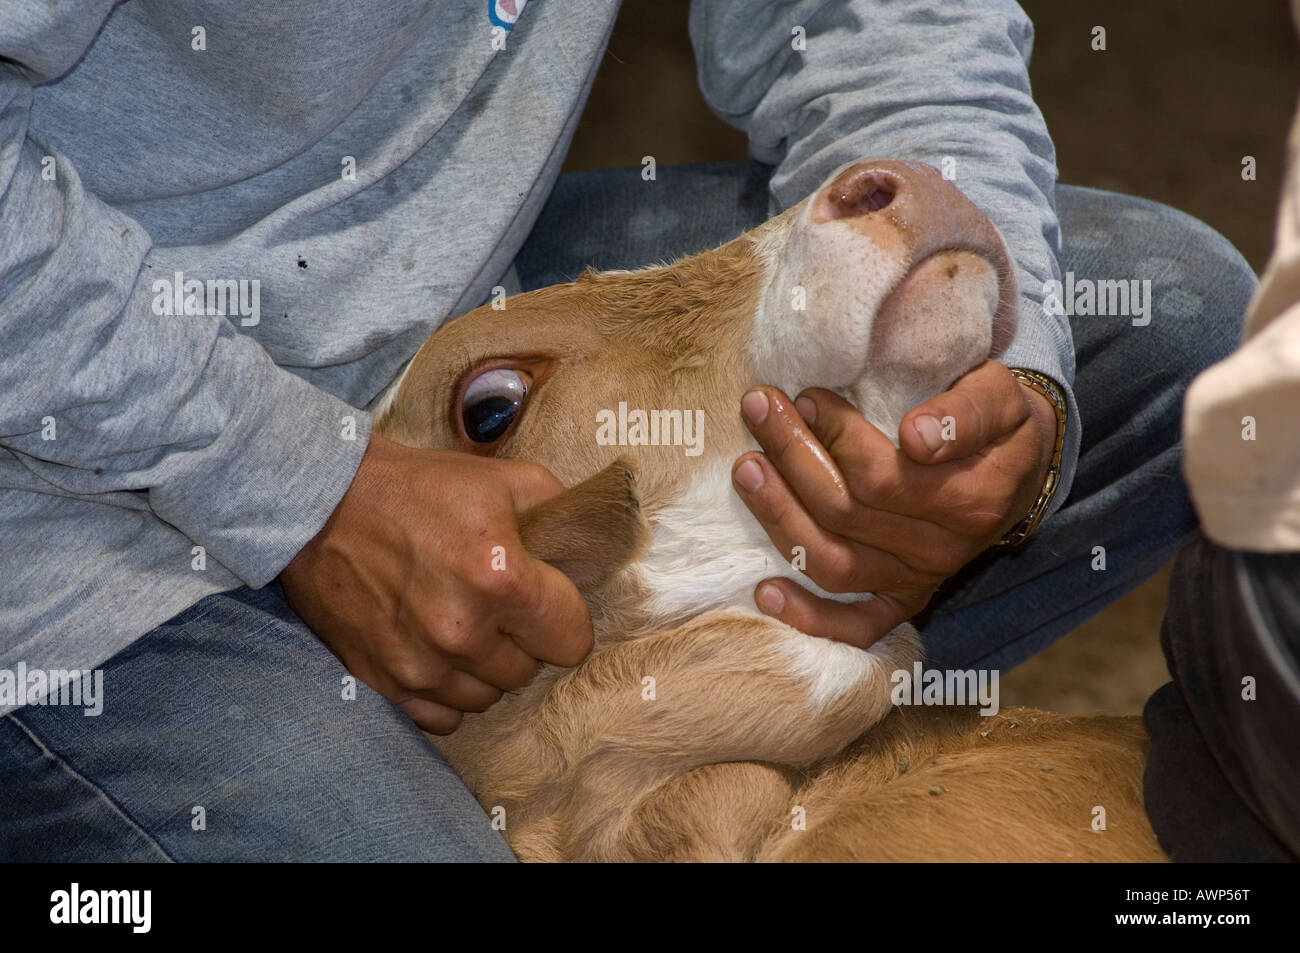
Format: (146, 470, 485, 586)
(997, 368, 1067, 548)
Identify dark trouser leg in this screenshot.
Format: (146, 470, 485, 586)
(1143, 538, 1300, 862)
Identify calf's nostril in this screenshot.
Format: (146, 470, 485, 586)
(819, 169, 898, 221)
(863, 184, 894, 211)
(834, 182, 894, 216)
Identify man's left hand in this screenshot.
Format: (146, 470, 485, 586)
(731, 360, 1056, 648)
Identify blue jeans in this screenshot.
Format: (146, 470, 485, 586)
(0, 162, 1255, 861)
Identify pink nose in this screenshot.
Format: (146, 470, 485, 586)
(809, 158, 1016, 348)
(810, 160, 1006, 257)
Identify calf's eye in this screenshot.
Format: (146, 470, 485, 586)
(461, 368, 528, 443)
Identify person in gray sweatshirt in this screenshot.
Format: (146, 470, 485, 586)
(0, 1, 1254, 860)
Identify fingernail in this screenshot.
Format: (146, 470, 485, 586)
(913, 414, 944, 453)
(795, 395, 817, 425)
(756, 583, 785, 616)
(734, 458, 765, 493)
(741, 390, 769, 426)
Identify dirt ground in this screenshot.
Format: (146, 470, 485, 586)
(560, 1, 1300, 714)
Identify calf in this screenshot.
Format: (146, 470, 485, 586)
(375, 159, 1165, 862)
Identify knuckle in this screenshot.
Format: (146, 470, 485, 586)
(814, 489, 859, 526)
(825, 425, 876, 477)
(851, 465, 901, 506)
(483, 561, 529, 603)
(390, 654, 434, 692)
(907, 550, 946, 579)
(436, 621, 478, 659)
(815, 414, 850, 457)
(817, 545, 863, 593)
(519, 459, 560, 490)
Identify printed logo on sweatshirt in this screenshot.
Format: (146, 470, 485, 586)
(489, 0, 529, 30)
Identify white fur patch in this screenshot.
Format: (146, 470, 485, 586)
(636, 457, 855, 620)
(777, 628, 890, 709)
(778, 621, 920, 710)
(635, 461, 920, 711)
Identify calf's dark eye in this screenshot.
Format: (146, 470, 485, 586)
(461, 368, 528, 443)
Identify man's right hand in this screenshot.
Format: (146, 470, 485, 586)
(280, 433, 593, 734)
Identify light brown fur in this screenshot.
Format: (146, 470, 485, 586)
(377, 184, 1165, 862)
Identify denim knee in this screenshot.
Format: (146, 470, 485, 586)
(1058, 185, 1256, 386)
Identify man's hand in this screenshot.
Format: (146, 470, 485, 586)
(731, 360, 1056, 648)
(280, 433, 593, 734)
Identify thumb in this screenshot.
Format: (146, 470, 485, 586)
(899, 361, 1028, 464)
(753, 578, 916, 650)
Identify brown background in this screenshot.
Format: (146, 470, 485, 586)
(561, 0, 1300, 713)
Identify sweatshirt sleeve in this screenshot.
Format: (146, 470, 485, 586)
(0, 2, 371, 587)
(689, 0, 1079, 513)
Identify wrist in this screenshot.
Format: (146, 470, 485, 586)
(284, 434, 393, 580)
(999, 368, 1067, 547)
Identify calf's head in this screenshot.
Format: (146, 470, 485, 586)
(376, 159, 1015, 633)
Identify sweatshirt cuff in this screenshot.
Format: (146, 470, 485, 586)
(148, 352, 373, 588)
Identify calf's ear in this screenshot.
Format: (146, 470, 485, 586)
(517, 459, 646, 591)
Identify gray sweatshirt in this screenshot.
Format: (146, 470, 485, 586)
(0, 0, 1072, 711)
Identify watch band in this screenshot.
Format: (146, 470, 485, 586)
(997, 368, 1067, 548)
